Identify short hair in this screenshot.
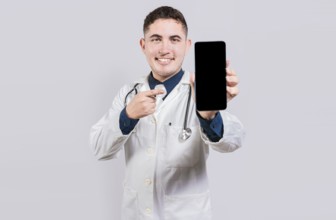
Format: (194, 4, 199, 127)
(143, 6, 188, 36)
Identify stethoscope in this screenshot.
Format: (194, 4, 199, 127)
(124, 83, 192, 141)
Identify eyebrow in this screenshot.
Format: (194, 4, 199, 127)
(148, 34, 183, 40)
(170, 35, 182, 40)
(149, 34, 162, 39)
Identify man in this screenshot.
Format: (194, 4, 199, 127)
(90, 6, 244, 220)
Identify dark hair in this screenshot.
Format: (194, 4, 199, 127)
(143, 6, 188, 35)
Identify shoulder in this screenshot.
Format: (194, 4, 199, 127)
(119, 75, 148, 94)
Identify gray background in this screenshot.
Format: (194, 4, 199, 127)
(1, 0, 335, 219)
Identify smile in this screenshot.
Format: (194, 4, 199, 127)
(155, 58, 174, 64)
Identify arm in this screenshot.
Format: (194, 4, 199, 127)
(90, 84, 164, 160)
(191, 60, 244, 151)
(197, 111, 223, 142)
(119, 107, 139, 135)
(200, 111, 245, 152)
(90, 85, 133, 160)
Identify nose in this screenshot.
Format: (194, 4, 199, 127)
(159, 39, 171, 54)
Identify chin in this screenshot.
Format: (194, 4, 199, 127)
(158, 70, 176, 77)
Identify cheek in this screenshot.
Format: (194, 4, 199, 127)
(146, 45, 160, 55)
(144, 50, 155, 61)
(175, 46, 187, 58)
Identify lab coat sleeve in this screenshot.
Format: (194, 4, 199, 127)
(90, 84, 133, 160)
(200, 111, 245, 153)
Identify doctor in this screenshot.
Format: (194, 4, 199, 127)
(90, 6, 244, 220)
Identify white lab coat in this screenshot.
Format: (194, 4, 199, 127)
(90, 71, 245, 220)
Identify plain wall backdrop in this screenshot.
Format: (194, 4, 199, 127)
(1, 0, 335, 219)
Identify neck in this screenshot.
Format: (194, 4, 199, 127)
(152, 70, 182, 82)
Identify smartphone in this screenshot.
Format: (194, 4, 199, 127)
(194, 41, 227, 111)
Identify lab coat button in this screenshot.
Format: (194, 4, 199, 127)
(145, 208, 152, 214)
(145, 178, 152, 185)
(146, 148, 154, 156)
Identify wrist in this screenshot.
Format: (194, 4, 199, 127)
(197, 111, 217, 120)
(125, 106, 135, 119)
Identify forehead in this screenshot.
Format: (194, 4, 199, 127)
(145, 18, 186, 37)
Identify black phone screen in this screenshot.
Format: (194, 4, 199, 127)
(194, 41, 227, 111)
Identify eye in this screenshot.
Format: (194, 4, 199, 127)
(171, 37, 181, 43)
(151, 38, 161, 42)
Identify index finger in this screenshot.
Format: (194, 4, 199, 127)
(143, 89, 165, 97)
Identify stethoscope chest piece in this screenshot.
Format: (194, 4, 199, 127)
(179, 84, 193, 142)
(179, 127, 192, 141)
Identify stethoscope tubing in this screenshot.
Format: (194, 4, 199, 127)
(183, 85, 192, 131)
(124, 83, 139, 106)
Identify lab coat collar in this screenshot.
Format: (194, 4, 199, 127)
(134, 70, 191, 86)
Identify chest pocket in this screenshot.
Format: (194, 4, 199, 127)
(162, 124, 204, 168)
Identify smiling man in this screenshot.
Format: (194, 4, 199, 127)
(140, 18, 191, 82)
(90, 6, 244, 220)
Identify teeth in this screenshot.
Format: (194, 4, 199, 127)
(158, 58, 170, 62)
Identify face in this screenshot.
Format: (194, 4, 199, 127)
(140, 19, 191, 82)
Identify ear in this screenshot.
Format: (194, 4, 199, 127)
(140, 38, 146, 52)
(185, 39, 192, 53)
